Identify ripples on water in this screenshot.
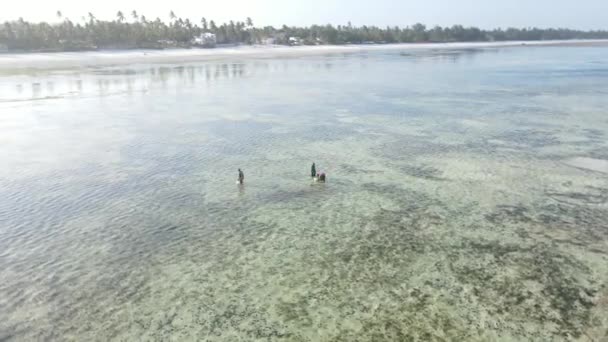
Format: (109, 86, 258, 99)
(1, 46, 608, 341)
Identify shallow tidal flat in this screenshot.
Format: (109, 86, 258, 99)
(0, 44, 607, 341)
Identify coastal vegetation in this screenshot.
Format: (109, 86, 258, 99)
(1, 11, 608, 52)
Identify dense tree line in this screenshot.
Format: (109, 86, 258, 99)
(1, 11, 607, 52)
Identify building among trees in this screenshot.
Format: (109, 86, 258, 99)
(193, 33, 217, 48)
(1, 13, 607, 52)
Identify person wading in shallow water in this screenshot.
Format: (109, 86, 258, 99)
(238, 168, 244, 184)
(319, 172, 326, 182)
(311, 162, 316, 178)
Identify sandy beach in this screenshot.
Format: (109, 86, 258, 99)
(1, 40, 607, 71)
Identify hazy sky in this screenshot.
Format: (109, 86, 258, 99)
(2, 0, 607, 30)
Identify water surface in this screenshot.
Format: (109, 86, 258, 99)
(1, 46, 608, 341)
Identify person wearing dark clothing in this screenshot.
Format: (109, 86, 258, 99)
(311, 163, 316, 178)
(319, 172, 326, 182)
(238, 169, 244, 184)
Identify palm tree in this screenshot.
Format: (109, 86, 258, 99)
(246, 17, 253, 27)
(201, 17, 207, 31)
(169, 11, 176, 21)
(131, 10, 138, 21)
(117, 11, 125, 23)
(56, 11, 63, 20)
(88, 12, 96, 23)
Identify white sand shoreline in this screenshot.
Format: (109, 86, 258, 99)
(1, 39, 607, 70)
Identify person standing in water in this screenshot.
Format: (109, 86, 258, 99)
(311, 162, 316, 178)
(238, 168, 244, 184)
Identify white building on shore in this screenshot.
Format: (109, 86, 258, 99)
(288, 37, 303, 46)
(193, 33, 217, 48)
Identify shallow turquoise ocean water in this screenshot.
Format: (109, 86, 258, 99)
(1, 45, 607, 341)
